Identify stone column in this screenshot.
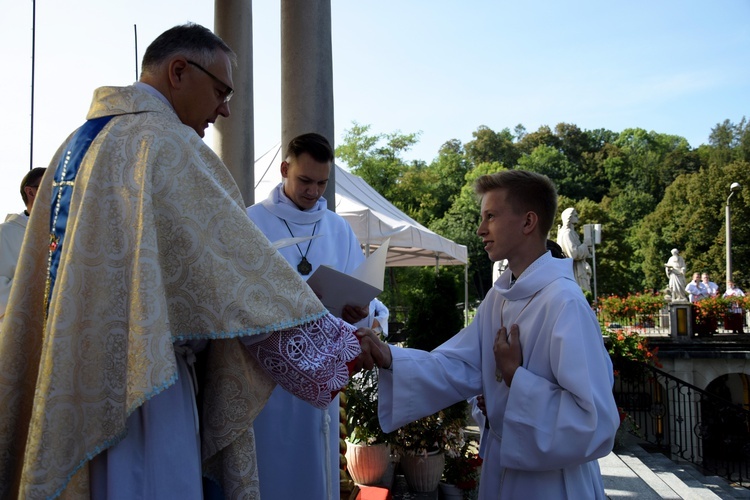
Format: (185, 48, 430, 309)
(214, 0, 255, 205)
(281, 0, 336, 211)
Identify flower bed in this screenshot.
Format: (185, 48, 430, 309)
(604, 328, 661, 380)
(599, 292, 666, 323)
(693, 296, 731, 321)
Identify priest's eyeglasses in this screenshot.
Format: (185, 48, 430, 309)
(187, 60, 234, 103)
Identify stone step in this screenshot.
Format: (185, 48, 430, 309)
(352, 439, 750, 499)
(601, 441, 750, 499)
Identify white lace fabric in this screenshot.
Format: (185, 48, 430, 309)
(246, 314, 361, 408)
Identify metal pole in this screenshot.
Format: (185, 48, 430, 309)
(592, 243, 598, 304)
(29, 0, 36, 170)
(464, 263, 469, 327)
(726, 182, 742, 288)
(134, 25, 139, 81)
(726, 200, 732, 288)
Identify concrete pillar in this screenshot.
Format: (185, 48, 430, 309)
(214, 0, 255, 206)
(281, 0, 336, 212)
(669, 302, 693, 340)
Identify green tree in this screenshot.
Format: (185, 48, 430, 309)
(336, 122, 420, 203)
(516, 125, 560, 155)
(464, 125, 520, 167)
(432, 162, 504, 300)
(402, 271, 464, 351)
(709, 118, 750, 166)
(392, 140, 472, 225)
(612, 128, 697, 203)
(517, 144, 587, 199)
(633, 161, 750, 290)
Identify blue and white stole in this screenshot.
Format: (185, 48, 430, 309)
(45, 116, 113, 314)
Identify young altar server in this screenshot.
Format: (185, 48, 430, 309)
(357, 169, 619, 499)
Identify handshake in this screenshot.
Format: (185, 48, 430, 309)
(351, 327, 393, 373)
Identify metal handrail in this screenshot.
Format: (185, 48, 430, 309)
(614, 362, 750, 486)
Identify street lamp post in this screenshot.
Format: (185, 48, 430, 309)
(583, 223, 602, 302)
(726, 182, 742, 288)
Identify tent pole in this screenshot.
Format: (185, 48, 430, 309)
(464, 264, 469, 327)
(365, 211, 371, 256)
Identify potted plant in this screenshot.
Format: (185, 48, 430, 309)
(693, 296, 730, 335)
(343, 369, 394, 486)
(598, 292, 665, 326)
(441, 440, 482, 499)
(604, 328, 661, 381)
(392, 403, 466, 492)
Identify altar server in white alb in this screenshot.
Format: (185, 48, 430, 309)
(356, 169, 619, 499)
(247, 132, 370, 500)
(0, 167, 45, 325)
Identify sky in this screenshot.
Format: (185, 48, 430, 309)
(2, 1, 749, 217)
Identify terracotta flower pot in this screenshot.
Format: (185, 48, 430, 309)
(345, 441, 391, 485)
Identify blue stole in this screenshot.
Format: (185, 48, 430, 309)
(46, 116, 113, 312)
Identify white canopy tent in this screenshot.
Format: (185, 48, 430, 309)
(253, 145, 468, 267)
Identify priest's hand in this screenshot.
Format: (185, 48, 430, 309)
(342, 304, 369, 324)
(354, 328, 392, 371)
(494, 324, 521, 387)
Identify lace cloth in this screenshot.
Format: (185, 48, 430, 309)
(245, 314, 360, 409)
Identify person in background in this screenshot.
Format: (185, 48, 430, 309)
(724, 281, 745, 301)
(246, 132, 370, 500)
(356, 170, 618, 499)
(0, 24, 360, 500)
(0, 167, 45, 325)
(702, 272, 719, 297)
(724, 281, 746, 334)
(686, 272, 708, 302)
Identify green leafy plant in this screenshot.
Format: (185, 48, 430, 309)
(344, 370, 393, 445)
(393, 406, 465, 458)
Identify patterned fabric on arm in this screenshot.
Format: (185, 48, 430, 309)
(245, 315, 360, 409)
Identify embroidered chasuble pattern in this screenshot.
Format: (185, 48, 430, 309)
(0, 85, 358, 500)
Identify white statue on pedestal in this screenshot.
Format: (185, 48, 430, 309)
(665, 248, 688, 302)
(557, 207, 592, 292)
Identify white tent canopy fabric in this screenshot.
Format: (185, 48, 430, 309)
(253, 145, 468, 267)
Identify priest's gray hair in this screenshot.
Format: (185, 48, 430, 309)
(140, 22, 237, 77)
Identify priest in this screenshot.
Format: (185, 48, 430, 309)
(0, 24, 360, 500)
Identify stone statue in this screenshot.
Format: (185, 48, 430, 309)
(665, 248, 688, 302)
(556, 207, 592, 292)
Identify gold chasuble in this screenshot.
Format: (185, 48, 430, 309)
(0, 86, 344, 499)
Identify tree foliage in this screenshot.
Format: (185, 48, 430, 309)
(402, 271, 464, 351)
(335, 117, 750, 316)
